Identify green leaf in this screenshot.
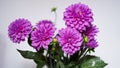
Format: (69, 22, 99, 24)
(17, 49, 44, 61)
(17, 49, 37, 59)
(66, 62, 75, 68)
(35, 60, 45, 68)
(37, 64, 43, 68)
(56, 61, 65, 68)
(80, 55, 107, 68)
(74, 66, 79, 68)
(17, 49, 46, 67)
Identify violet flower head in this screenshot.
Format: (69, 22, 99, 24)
(8, 18, 32, 43)
(57, 27, 83, 55)
(84, 25, 99, 40)
(87, 39, 98, 48)
(64, 3, 94, 32)
(31, 20, 56, 50)
(83, 24, 99, 48)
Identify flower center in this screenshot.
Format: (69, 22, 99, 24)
(68, 38, 72, 41)
(67, 37, 74, 44)
(79, 11, 82, 15)
(16, 26, 23, 34)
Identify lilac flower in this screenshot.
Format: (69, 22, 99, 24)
(87, 39, 98, 48)
(31, 20, 56, 50)
(83, 25, 99, 48)
(8, 18, 32, 43)
(57, 27, 83, 55)
(64, 3, 93, 32)
(83, 25, 99, 40)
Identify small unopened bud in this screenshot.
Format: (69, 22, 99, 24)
(84, 35, 88, 43)
(52, 47, 55, 51)
(51, 7, 57, 12)
(53, 38, 57, 42)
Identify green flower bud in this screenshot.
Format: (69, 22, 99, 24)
(84, 35, 88, 43)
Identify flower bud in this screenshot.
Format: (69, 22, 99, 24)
(84, 35, 88, 43)
(52, 47, 56, 51)
(53, 38, 57, 43)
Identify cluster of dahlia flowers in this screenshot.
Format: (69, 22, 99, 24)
(8, 3, 107, 68)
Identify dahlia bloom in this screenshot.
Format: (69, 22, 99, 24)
(31, 20, 56, 50)
(87, 39, 98, 48)
(8, 18, 32, 43)
(83, 25, 99, 40)
(83, 25, 99, 48)
(64, 3, 93, 32)
(57, 27, 83, 55)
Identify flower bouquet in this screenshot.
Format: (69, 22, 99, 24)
(8, 3, 107, 68)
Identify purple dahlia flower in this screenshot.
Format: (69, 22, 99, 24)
(8, 18, 32, 43)
(31, 20, 56, 50)
(83, 25, 99, 40)
(83, 25, 99, 48)
(64, 3, 93, 32)
(57, 27, 83, 55)
(87, 39, 98, 48)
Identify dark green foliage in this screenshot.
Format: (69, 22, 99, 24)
(17, 49, 45, 68)
(18, 39, 107, 68)
(79, 55, 108, 68)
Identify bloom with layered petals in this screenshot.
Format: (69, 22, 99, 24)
(31, 20, 56, 50)
(87, 39, 98, 48)
(83, 25, 99, 40)
(64, 3, 93, 32)
(8, 18, 32, 43)
(83, 25, 99, 48)
(57, 27, 83, 55)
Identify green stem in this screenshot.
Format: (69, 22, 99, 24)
(53, 59, 55, 68)
(67, 54, 69, 64)
(49, 54, 53, 68)
(78, 47, 87, 61)
(82, 48, 89, 58)
(54, 11, 57, 25)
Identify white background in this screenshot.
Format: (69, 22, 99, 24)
(0, 0, 120, 68)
